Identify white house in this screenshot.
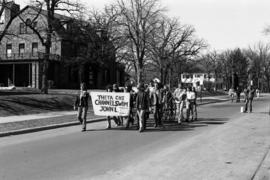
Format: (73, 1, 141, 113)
(181, 73, 223, 89)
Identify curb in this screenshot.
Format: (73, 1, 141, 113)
(0, 98, 230, 138)
(252, 146, 270, 180)
(0, 117, 107, 137)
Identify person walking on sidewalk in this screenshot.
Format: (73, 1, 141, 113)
(74, 82, 90, 132)
(244, 85, 255, 113)
(136, 83, 150, 132)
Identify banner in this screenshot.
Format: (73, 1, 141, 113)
(90, 92, 130, 116)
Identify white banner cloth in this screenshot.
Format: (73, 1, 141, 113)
(90, 92, 130, 116)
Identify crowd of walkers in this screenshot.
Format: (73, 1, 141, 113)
(104, 81, 199, 133)
(74, 81, 261, 132)
(73, 81, 200, 132)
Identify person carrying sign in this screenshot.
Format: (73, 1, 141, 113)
(74, 82, 90, 132)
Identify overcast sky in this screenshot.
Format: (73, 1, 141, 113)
(16, 0, 270, 51)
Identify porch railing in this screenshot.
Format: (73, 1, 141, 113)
(0, 52, 61, 61)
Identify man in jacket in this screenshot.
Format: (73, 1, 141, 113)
(136, 83, 150, 132)
(244, 85, 255, 113)
(150, 82, 163, 128)
(74, 82, 89, 132)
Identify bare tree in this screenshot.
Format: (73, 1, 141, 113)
(245, 42, 270, 92)
(149, 16, 206, 85)
(115, 0, 164, 83)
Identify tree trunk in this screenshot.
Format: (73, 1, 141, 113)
(160, 67, 164, 84)
(267, 76, 270, 92)
(79, 64, 85, 84)
(163, 67, 169, 85)
(41, 46, 50, 94)
(136, 64, 143, 84)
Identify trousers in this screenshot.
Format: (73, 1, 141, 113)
(77, 106, 88, 130)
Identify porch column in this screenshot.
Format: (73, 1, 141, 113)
(31, 62, 39, 88)
(29, 64, 31, 87)
(12, 64, 15, 86)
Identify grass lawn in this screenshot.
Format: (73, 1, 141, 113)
(0, 89, 76, 116)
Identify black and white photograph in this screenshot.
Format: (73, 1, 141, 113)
(0, 0, 270, 179)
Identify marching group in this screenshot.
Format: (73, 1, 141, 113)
(74, 81, 199, 132)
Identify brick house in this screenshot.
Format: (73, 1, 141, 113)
(0, 2, 125, 89)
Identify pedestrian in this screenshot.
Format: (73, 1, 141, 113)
(243, 87, 248, 103)
(136, 83, 150, 132)
(106, 84, 119, 129)
(186, 87, 196, 122)
(192, 86, 198, 121)
(162, 85, 174, 121)
(125, 84, 136, 129)
(173, 83, 186, 124)
(244, 85, 255, 113)
(112, 84, 121, 126)
(236, 87, 241, 103)
(256, 88, 260, 98)
(150, 82, 163, 128)
(74, 82, 89, 132)
(228, 87, 235, 102)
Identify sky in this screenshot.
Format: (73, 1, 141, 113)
(15, 0, 270, 51)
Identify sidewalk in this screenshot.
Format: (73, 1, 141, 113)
(0, 95, 230, 136)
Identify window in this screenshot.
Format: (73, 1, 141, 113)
(6, 44, 12, 58)
(19, 44, 25, 56)
(19, 23, 26, 34)
(20, 20, 37, 34)
(32, 43, 38, 56)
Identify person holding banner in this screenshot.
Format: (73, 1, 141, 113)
(136, 83, 150, 132)
(74, 82, 89, 132)
(125, 85, 135, 129)
(112, 84, 122, 126)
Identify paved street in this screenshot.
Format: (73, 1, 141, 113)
(0, 95, 269, 180)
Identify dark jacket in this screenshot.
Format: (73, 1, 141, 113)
(136, 91, 149, 110)
(247, 88, 255, 100)
(74, 91, 89, 107)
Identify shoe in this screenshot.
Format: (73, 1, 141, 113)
(139, 128, 144, 133)
(81, 129, 86, 132)
(106, 126, 111, 129)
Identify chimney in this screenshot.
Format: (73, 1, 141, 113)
(4, 1, 20, 23)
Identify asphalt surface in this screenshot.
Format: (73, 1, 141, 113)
(0, 95, 269, 180)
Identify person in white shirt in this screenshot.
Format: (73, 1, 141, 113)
(186, 86, 196, 122)
(173, 83, 186, 124)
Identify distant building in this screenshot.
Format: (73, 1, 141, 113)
(0, 2, 125, 89)
(181, 73, 223, 89)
